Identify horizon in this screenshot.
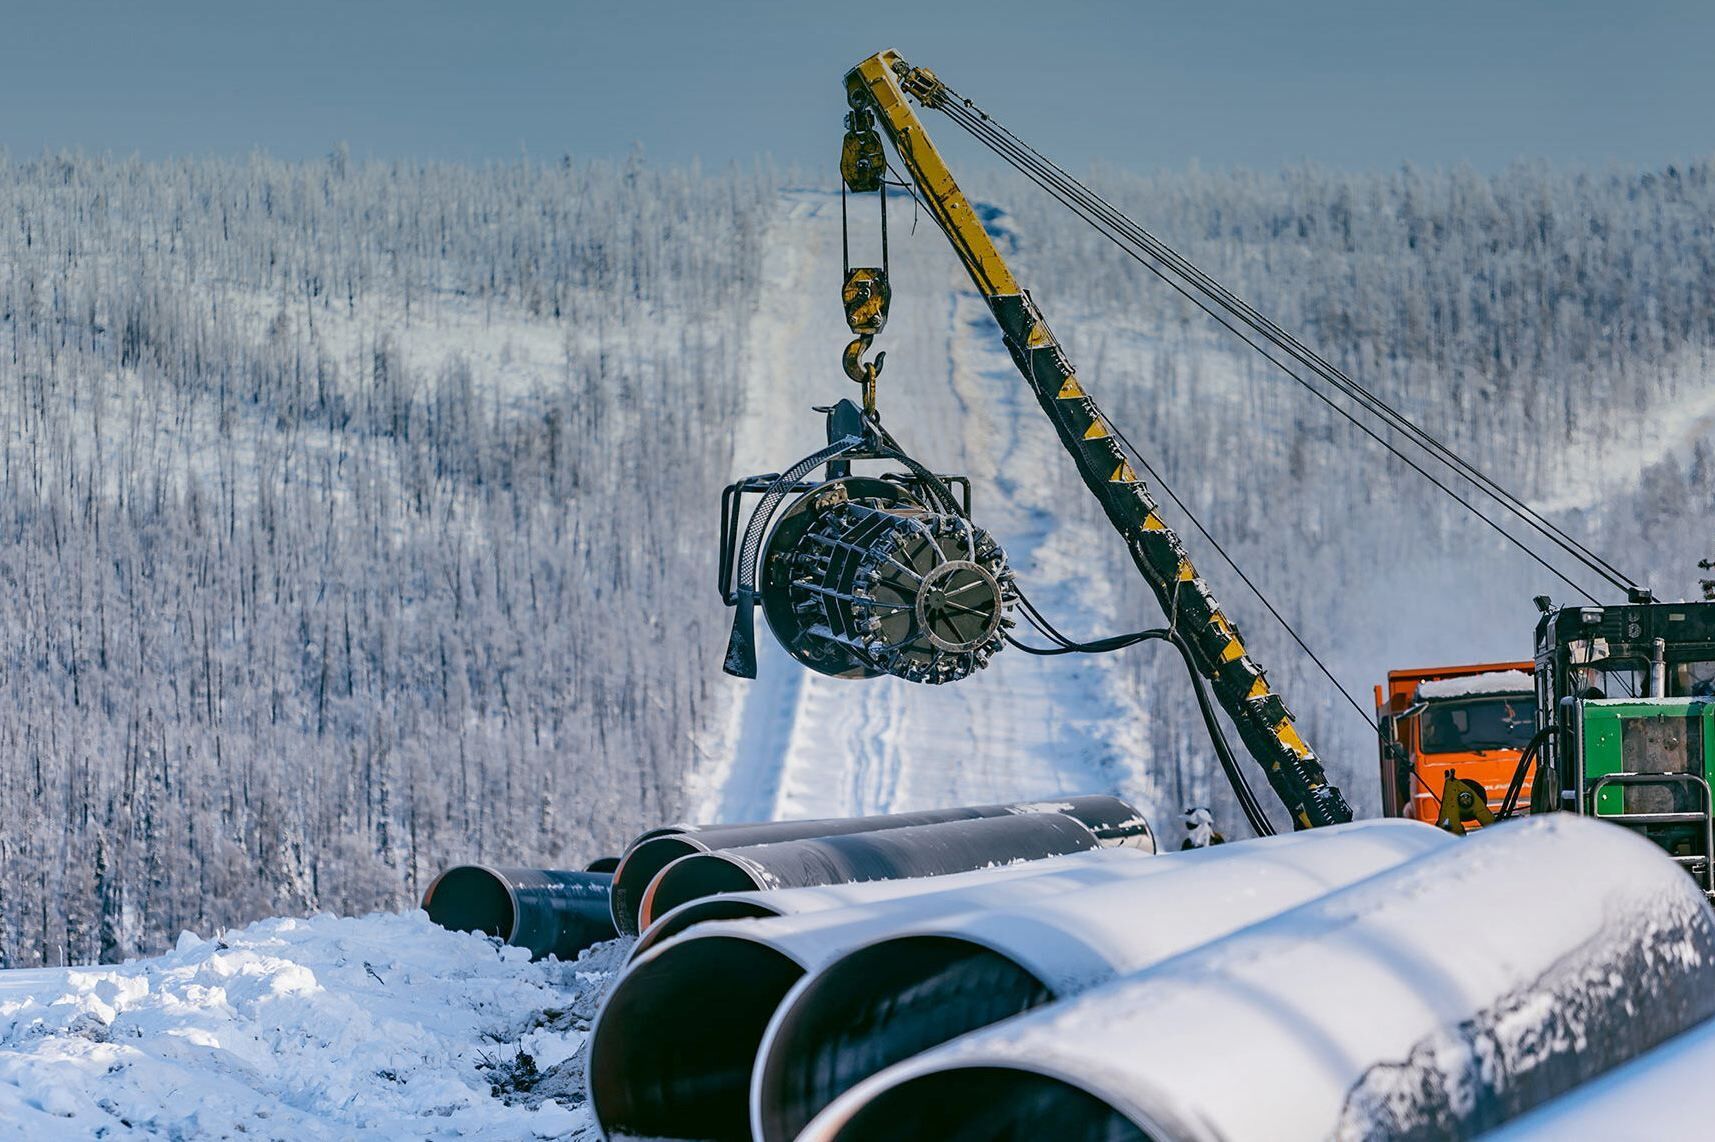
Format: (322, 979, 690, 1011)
(2, 1, 1710, 176)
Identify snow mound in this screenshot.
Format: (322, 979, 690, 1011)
(1416, 669, 1534, 700)
(0, 912, 626, 1139)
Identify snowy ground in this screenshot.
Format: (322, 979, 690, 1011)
(0, 912, 625, 1139)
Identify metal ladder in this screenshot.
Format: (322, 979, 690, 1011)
(1588, 771, 1715, 897)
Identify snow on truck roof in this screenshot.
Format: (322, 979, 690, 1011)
(1416, 670, 1535, 700)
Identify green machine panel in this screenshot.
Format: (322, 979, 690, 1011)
(1582, 699, 1715, 816)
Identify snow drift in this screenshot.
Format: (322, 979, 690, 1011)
(0, 912, 627, 1139)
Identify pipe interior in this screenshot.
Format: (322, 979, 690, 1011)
(422, 867, 515, 940)
(613, 835, 703, 931)
(828, 1066, 1151, 1142)
(634, 898, 782, 957)
(759, 936, 1055, 1142)
(642, 856, 766, 929)
(590, 935, 805, 1141)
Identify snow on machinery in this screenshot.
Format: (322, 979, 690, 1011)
(1375, 599, 1715, 880)
(1522, 597, 1715, 890)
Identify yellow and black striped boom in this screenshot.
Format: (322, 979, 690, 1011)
(844, 50, 1352, 828)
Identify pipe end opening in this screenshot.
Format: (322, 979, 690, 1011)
(591, 936, 805, 1141)
(760, 936, 1053, 1142)
(422, 866, 515, 941)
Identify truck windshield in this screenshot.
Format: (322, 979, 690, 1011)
(1418, 696, 1534, 754)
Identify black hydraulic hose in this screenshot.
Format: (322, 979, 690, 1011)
(1005, 620, 1276, 839)
(852, 425, 1277, 838)
(1164, 628, 1278, 838)
(1497, 726, 1559, 820)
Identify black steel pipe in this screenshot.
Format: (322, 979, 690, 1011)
(609, 795, 1149, 936)
(639, 812, 1103, 931)
(818, 1067, 1150, 1142)
(421, 865, 617, 961)
(589, 814, 1105, 1141)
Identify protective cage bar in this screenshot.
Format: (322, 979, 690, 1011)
(720, 471, 972, 606)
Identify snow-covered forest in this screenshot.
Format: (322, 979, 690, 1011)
(2, 148, 1712, 966)
(0, 152, 770, 965)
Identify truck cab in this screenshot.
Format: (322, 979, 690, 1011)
(1376, 661, 1536, 826)
(1530, 600, 1715, 895)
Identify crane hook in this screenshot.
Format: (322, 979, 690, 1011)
(842, 267, 890, 415)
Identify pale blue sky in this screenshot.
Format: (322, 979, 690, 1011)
(2, 0, 1709, 173)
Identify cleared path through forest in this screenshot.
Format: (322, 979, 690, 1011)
(689, 191, 1163, 828)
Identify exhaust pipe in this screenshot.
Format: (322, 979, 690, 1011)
(421, 866, 617, 961)
(589, 841, 1173, 1141)
(800, 815, 1715, 1142)
(753, 818, 1451, 1142)
(609, 795, 1150, 935)
(632, 845, 1155, 960)
(637, 811, 1104, 931)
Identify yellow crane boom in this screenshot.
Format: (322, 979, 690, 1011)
(844, 49, 1352, 828)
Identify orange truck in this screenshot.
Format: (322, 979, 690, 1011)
(1375, 661, 1537, 828)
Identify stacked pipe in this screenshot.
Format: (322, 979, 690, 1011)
(796, 815, 1715, 1142)
(423, 795, 1151, 960)
(753, 819, 1454, 1141)
(587, 819, 1451, 1141)
(608, 795, 1154, 935)
(632, 845, 1157, 960)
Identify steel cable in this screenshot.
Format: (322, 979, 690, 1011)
(934, 91, 1641, 593)
(928, 94, 1630, 601)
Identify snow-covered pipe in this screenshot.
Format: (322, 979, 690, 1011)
(609, 794, 1151, 935)
(800, 815, 1715, 1142)
(589, 841, 1177, 1141)
(420, 866, 616, 961)
(1483, 1013, 1715, 1140)
(753, 818, 1450, 1142)
(636, 812, 1105, 931)
(630, 846, 1157, 961)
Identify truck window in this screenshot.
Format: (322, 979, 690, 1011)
(1418, 697, 1535, 754)
(1672, 661, 1715, 698)
(1572, 661, 1648, 700)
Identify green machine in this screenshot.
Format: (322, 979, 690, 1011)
(1529, 599, 1715, 896)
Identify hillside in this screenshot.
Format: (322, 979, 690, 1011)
(0, 152, 1712, 967)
